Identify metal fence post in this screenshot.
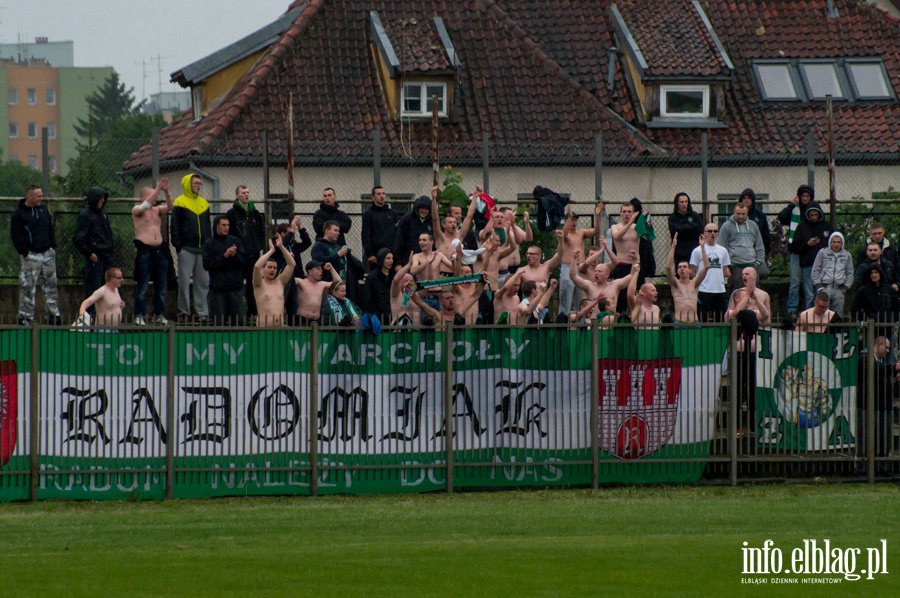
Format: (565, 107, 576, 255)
(594, 134, 603, 202)
(590, 319, 599, 489)
(309, 323, 319, 497)
(29, 323, 39, 502)
(866, 319, 875, 483)
(444, 322, 454, 493)
(807, 132, 816, 191)
(165, 324, 176, 500)
(482, 134, 490, 195)
(701, 133, 708, 220)
(41, 128, 50, 196)
(373, 127, 382, 188)
(729, 320, 738, 487)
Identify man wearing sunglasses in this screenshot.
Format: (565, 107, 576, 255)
(690, 223, 731, 322)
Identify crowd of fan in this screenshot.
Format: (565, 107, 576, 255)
(9, 175, 894, 333)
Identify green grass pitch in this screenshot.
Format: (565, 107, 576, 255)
(1, 484, 897, 596)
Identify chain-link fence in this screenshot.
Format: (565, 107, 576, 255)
(2, 133, 899, 284)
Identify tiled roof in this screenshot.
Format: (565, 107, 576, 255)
(381, 15, 452, 73)
(124, 0, 900, 172)
(123, 0, 659, 172)
(615, 0, 732, 79)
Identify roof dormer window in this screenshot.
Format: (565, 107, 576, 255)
(402, 82, 447, 118)
(660, 85, 709, 118)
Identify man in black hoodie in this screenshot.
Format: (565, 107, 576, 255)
(739, 188, 771, 256)
(312, 187, 352, 245)
(74, 186, 115, 309)
(363, 248, 394, 322)
(361, 186, 397, 268)
(10, 184, 62, 325)
(202, 215, 249, 325)
(226, 184, 266, 318)
(393, 195, 433, 268)
(667, 192, 704, 266)
(790, 201, 831, 310)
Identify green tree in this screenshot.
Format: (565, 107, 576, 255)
(0, 150, 45, 197)
(73, 72, 145, 139)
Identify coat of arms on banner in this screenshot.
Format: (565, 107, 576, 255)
(598, 359, 681, 459)
(0, 360, 17, 468)
(756, 329, 856, 451)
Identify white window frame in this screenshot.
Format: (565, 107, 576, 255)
(8, 89, 17, 105)
(191, 87, 202, 121)
(401, 81, 448, 118)
(660, 84, 709, 118)
(47, 122, 57, 139)
(27, 122, 37, 139)
(27, 88, 37, 105)
(9, 122, 17, 139)
(48, 156, 58, 173)
(46, 88, 56, 105)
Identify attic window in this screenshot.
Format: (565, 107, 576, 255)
(402, 82, 447, 117)
(846, 60, 892, 100)
(799, 62, 845, 100)
(191, 87, 202, 121)
(754, 63, 799, 101)
(660, 85, 709, 118)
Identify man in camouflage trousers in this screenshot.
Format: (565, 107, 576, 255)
(10, 184, 62, 325)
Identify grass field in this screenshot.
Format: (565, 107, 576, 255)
(1, 484, 898, 597)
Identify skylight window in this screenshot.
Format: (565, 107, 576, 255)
(755, 63, 798, 100)
(799, 62, 845, 100)
(753, 58, 894, 103)
(846, 60, 892, 99)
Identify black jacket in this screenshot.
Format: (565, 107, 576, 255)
(74, 187, 114, 260)
(226, 201, 266, 259)
(855, 258, 897, 289)
(363, 248, 393, 321)
(312, 202, 352, 246)
(791, 201, 831, 268)
(362, 203, 398, 262)
(856, 239, 899, 270)
(852, 269, 898, 321)
(10, 196, 55, 255)
(393, 196, 433, 267)
(741, 188, 772, 255)
(311, 238, 345, 282)
(533, 186, 568, 232)
(273, 228, 312, 277)
(202, 215, 248, 290)
(667, 198, 704, 265)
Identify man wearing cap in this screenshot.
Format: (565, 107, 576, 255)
(74, 186, 115, 309)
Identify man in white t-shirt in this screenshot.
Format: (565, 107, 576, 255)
(690, 222, 731, 322)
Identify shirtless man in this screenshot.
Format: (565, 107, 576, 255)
(627, 262, 660, 325)
(726, 267, 772, 329)
(480, 208, 516, 286)
(389, 254, 420, 326)
(518, 233, 563, 286)
(519, 279, 558, 324)
(666, 232, 710, 323)
(501, 207, 533, 275)
(131, 177, 173, 325)
(494, 270, 524, 325)
(79, 267, 125, 328)
(411, 282, 485, 326)
(253, 236, 296, 327)
(475, 228, 516, 290)
(411, 233, 452, 280)
(295, 261, 340, 323)
(432, 185, 476, 263)
(610, 202, 643, 312)
(569, 248, 632, 318)
(557, 202, 605, 317)
(797, 290, 838, 333)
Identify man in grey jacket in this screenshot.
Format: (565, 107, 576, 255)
(811, 232, 853, 315)
(718, 203, 764, 290)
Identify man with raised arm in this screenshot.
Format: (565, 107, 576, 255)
(432, 185, 477, 263)
(390, 253, 421, 326)
(494, 270, 524, 325)
(518, 279, 559, 324)
(78, 267, 125, 329)
(295, 261, 340, 324)
(253, 235, 296, 328)
(626, 262, 660, 325)
(411, 281, 485, 326)
(568, 243, 629, 317)
(556, 202, 605, 319)
(132, 177, 173, 325)
(518, 231, 564, 286)
(666, 232, 709, 323)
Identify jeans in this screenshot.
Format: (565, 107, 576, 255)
(133, 247, 169, 316)
(787, 253, 801, 312)
(822, 286, 846, 316)
(800, 266, 815, 309)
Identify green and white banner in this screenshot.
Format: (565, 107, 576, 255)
(756, 328, 857, 450)
(0, 327, 729, 500)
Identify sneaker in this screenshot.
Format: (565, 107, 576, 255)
(47, 315, 62, 326)
(134, 315, 147, 326)
(198, 316, 210, 326)
(17, 316, 31, 327)
(152, 314, 168, 326)
(177, 314, 190, 325)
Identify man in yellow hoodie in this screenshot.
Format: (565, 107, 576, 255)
(171, 173, 212, 324)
